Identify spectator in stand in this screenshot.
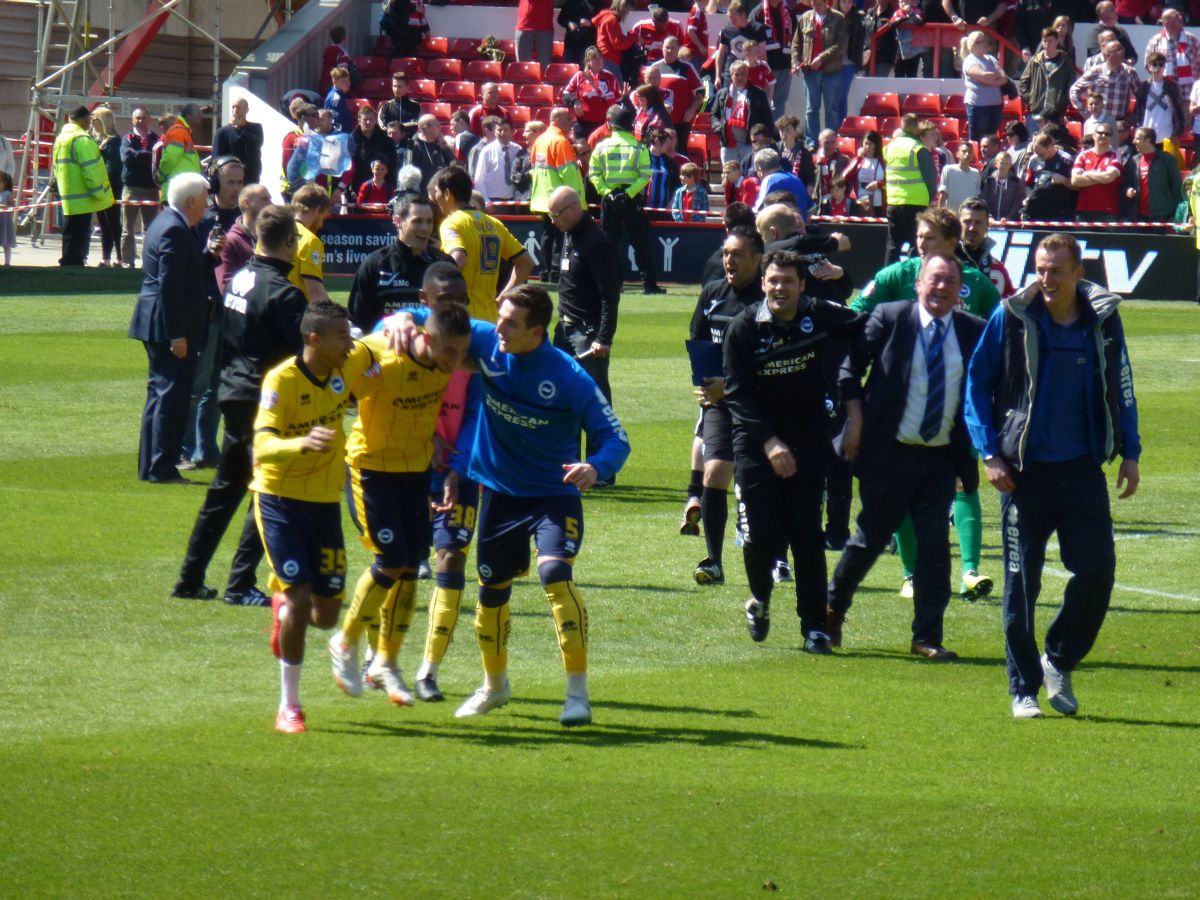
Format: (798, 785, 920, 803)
(962, 30, 1007, 143)
(449, 110, 479, 163)
(1116, 0, 1158, 26)
(632, 84, 672, 142)
(324, 67, 355, 134)
(468, 83, 514, 137)
(378, 72, 421, 130)
(890, 0, 926, 78)
(717, 1, 769, 85)
(672, 161, 710, 221)
(1114, 118, 1136, 165)
(468, 117, 497, 175)
(814, 127, 854, 202)
(346, 104, 396, 197)
(356, 159, 392, 209)
(387, 120, 414, 173)
(1088, 2, 1139, 63)
(516, 0, 556, 64)
(646, 128, 680, 216)
(981, 150, 1027, 219)
(863, 0, 899, 77)
(513, 124, 539, 203)
(1022, 130, 1075, 219)
(741, 123, 777, 177)
(560, 0, 602, 66)
(919, 119, 953, 183)
(91, 106, 123, 269)
(942, 0, 1007, 35)
(751, 0, 798, 118)
(723, 159, 761, 205)
(745, 40, 778, 97)
(686, 0, 715, 64)
(1071, 121, 1123, 221)
(1004, 120, 1033, 176)
(410, 114, 455, 194)
(776, 114, 816, 189)
(593, 0, 637, 81)
(713, 60, 777, 166)
(119, 107, 159, 267)
(563, 46, 624, 139)
(473, 118, 523, 205)
(753, 146, 811, 212)
(320, 26, 353, 94)
(819, 176, 853, 215)
(939, 140, 983, 210)
(1071, 41, 1142, 123)
(632, 4, 685, 62)
(1083, 91, 1118, 137)
(1014, 0, 1053, 60)
(793, 0, 849, 149)
(1135, 51, 1188, 155)
(1122, 125, 1182, 220)
(838, 0, 866, 124)
(1020, 27, 1074, 130)
(852, 129, 886, 214)
(1050, 15, 1076, 65)
(380, 0, 429, 58)
(652, 36, 704, 146)
(979, 133, 1002, 169)
(1084, 30, 1119, 70)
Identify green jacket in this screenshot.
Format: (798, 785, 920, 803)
(588, 129, 650, 199)
(853, 256, 1000, 319)
(157, 115, 201, 197)
(529, 126, 585, 214)
(52, 121, 114, 215)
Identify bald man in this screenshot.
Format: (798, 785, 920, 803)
(530, 107, 585, 282)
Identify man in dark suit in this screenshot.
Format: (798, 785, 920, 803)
(825, 254, 985, 660)
(128, 171, 219, 483)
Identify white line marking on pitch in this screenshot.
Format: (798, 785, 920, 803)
(1040, 566, 1200, 603)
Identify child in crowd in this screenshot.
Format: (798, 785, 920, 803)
(723, 160, 760, 207)
(745, 41, 776, 96)
(1083, 92, 1116, 138)
(0, 171, 14, 265)
(819, 177, 852, 216)
(938, 140, 982, 212)
(672, 162, 710, 222)
(357, 158, 391, 207)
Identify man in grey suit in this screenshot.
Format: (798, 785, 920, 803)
(128, 172, 220, 483)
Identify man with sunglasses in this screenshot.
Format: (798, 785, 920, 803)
(1070, 124, 1123, 222)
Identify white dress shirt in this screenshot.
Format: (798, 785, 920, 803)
(472, 139, 520, 202)
(897, 305, 963, 447)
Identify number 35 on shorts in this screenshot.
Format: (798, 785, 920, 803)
(320, 547, 347, 576)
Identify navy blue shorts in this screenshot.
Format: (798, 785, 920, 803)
(254, 492, 346, 599)
(431, 475, 480, 552)
(475, 490, 584, 584)
(345, 466, 431, 569)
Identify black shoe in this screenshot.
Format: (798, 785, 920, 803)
(803, 633, 834, 655)
(224, 586, 270, 607)
(414, 676, 444, 702)
(744, 598, 770, 642)
(694, 557, 724, 585)
(171, 584, 218, 601)
(642, 284, 667, 295)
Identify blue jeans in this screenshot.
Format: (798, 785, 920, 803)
(182, 317, 222, 463)
(771, 68, 793, 118)
(803, 69, 844, 148)
(967, 103, 1002, 144)
(838, 62, 856, 125)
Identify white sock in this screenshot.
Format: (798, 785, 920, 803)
(485, 669, 507, 692)
(416, 660, 438, 681)
(280, 661, 302, 711)
(566, 672, 588, 700)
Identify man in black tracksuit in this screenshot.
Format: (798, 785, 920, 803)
(547, 186, 622, 468)
(347, 195, 451, 333)
(172, 205, 308, 605)
(723, 248, 861, 651)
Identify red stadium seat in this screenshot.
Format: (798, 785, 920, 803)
(840, 115, 877, 138)
(354, 77, 391, 100)
(509, 105, 532, 130)
(687, 131, 709, 167)
(1002, 95, 1024, 121)
(409, 79, 438, 102)
(901, 93, 942, 116)
(553, 41, 565, 61)
(837, 136, 858, 157)
(465, 60, 504, 83)
(421, 102, 452, 125)
(418, 36, 448, 58)
(390, 57, 424, 77)
(1066, 120, 1083, 142)
(878, 116, 902, 135)
(859, 92, 900, 118)
(517, 83, 555, 107)
(544, 62, 580, 86)
(499, 40, 517, 59)
(494, 83, 517, 105)
(353, 56, 388, 77)
(450, 38, 483, 61)
(348, 97, 376, 116)
(692, 112, 712, 133)
(942, 94, 966, 117)
(933, 117, 961, 139)
(505, 61, 543, 84)
(531, 106, 554, 125)
(706, 133, 721, 164)
(425, 58, 464, 80)
(437, 81, 477, 104)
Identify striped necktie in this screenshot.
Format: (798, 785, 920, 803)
(920, 318, 945, 442)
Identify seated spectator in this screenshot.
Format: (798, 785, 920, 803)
(1134, 52, 1187, 153)
(819, 177, 853, 216)
(813, 128, 853, 203)
(324, 67, 355, 134)
(1083, 91, 1117, 138)
(563, 47, 624, 139)
(753, 147, 811, 214)
(938, 140, 982, 212)
(671, 161, 710, 221)
(631, 3, 684, 62)
(722, 159, 759, 206)
(320, 26, 354, 94)
(1122, 125, 1183, 221)
(850, 129, 885, 215)
(357, 158, 392, 207)
(981, 151, 1027, 220)
(450, 110, 479, 163)
(378, 72, 421, 130)
(381, 0, 430, 58)
(1070, 122, 1122, 221)
(472, 118, 523, 204)
(468, 83, 514, 136)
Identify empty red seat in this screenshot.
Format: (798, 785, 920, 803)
(437, 81, 477, 104)
(553, 41, 565, 61)
(499, 40, 517, 59)
(408, 79, 438, 102)
(465, 60, 504, 83)
(390, 57, 424, 77)
(544, 62, 580, 86)
(505, 61, 542, 84)
(901, 93, 942, 117)
(357, 77, 392, 99)
(933, 117, 961, 139)
(418, 36, 448, 58)
(421, 101, 452, 125)
(353, 56, 388, 77)
(509, 105, 532, 130)
(837, 136, 858, 157)
(1002, 95, 1024, 120)
(517, 83, 555, 107)
(878, 116, 902, 135)
(943, 94, 966, 117)
(425, 58, 463, 80)
(859, 92, 900, 118)
(531, 107, 554, 125)
(840, 115, 877, 138)
(449, 38, 483, 61)
(687, 131, 709, 167)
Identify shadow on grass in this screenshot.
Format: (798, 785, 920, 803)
(582, 484, 687, 504)
(1077, 715, 1200, 730)
(0, 267, 142, 294)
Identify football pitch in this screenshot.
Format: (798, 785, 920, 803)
(1, 269, 1198, 897)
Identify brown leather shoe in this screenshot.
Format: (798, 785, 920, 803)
(825, 605, 845, 648)
(910, 641, 959, 661)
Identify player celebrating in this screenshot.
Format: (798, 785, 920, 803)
(327, 301, 474, 706)
(387, 284, 630, 726)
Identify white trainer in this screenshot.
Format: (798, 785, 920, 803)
(366, 658, 414, 707)
(454, 680, 512, 718)
(1041, 654, 1078, 715)
(327, 633, 363, 697)
(560, 694, 592, 727)
(1012, 695, 1043, 719)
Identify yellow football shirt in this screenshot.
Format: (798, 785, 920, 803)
(250, 345, 374, 503)
(289, 221, 325, 297)
(438, 208, 525, 323)
(345, 332, 452, 473)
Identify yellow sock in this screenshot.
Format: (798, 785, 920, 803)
(474, 602, 510, 676)
(377, 578, 417, 662)
(341, 568, 392, 643)
(423, 585, 464, 665)
(545, 580, 588, 675)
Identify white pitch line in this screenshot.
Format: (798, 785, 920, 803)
(1041, 565, 1200, 603)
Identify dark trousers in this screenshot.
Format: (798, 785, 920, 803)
(96, 204, 121, 262)
(600, 192, 658, 289)
(738, 465, 828, 636)
(553, 319, 612, 461)
(1000, 456, 1115, 697)
(967, 104, 1002, 144)
(138, 341, 197, 481)
(885, 204, 923, 264)
(824, 443, 852, 546)
(674, 121, 691, 151)
(540, 214, 563, 281)
(828, 443, 957, 644)
(177, 399, 265, 594)
(59, 212, 93, 266)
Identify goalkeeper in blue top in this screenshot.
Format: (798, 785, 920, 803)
(389, 283, 631, 726)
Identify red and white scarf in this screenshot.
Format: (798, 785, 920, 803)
(1162, 28, 1194, 93)
(760, 0, 794, 54)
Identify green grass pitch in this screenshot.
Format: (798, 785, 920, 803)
(1, 269, 1198, 897)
